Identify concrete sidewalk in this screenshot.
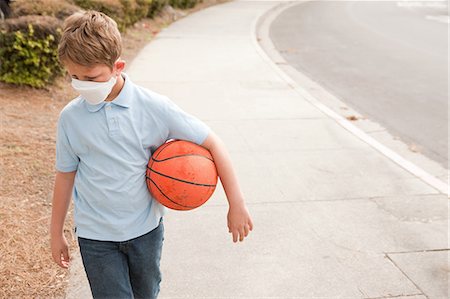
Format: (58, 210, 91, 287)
(66, 1, 448, 298)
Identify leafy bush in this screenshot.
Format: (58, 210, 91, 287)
(74, 0, 153, 31)
(169, 0, 199, 9)
(74, 0, 125, 29)
(121, 0, 153, 27)
(11, 0, 80, 20)
(147, 0, 168, 18)
(0, 16, 63, 88)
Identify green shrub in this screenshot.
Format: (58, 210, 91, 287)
(74, 0, 126, 30)
(74, 0, 153, 31)
(147, 0, 168, 18)
(121, 0, 152, 26)
(11, 0, 80, 20)
(169, 0, 199, 9)
(0, 16, 63, 88)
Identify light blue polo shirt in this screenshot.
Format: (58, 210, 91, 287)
(56, 73, 210, 241)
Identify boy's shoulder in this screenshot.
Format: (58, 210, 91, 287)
(132, 83, 173, 113)
(59, 96, 84, 119)
(133, 84, 169, 106)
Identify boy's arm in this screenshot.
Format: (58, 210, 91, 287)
(201, 132, 253, 243)
(50, 170, 76, 268)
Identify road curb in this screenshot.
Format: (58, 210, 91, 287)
(253, 0, 448, 195)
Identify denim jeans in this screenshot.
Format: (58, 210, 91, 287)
(78, 219, 164, 299)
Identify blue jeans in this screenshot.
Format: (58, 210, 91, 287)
(78, 219, 164, 299)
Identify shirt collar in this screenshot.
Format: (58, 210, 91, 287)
(85, 73, 132, 113)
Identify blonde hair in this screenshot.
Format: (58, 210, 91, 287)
(58, 10, 122, 68)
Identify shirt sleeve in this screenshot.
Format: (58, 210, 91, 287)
(163, 97, 210, 145)
(55, 117, 79, 172)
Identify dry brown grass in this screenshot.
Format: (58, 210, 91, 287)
(0, 78, 76, 298)
(0, 1, 227, 297)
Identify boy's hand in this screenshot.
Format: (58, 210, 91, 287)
(201, 133, 253, 242)
(51, 234, 70, 269)
(227, 203, 253, 243)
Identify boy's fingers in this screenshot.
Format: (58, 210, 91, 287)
(230, 221, 254, 243)
(62, 247, 70, 262)
(244, 225, 250, 237)
(239, 228, 245, 242)
(54, 253, 67, 269)
(52, 246, 70, 269)
(63, 246, 71, 267)
(230, 224, 253, 243)
(232, 230, 238, 243)
(60, 259, 69, 269)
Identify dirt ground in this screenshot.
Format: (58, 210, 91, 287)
(0, 1, 227, 297)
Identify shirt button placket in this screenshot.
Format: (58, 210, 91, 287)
(105, 104, 119, 135)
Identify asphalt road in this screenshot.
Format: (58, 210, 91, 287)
(270, 0, 448, 168)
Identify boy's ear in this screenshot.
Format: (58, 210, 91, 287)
(114, 60, 126, 74)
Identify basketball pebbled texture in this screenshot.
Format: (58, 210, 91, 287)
(146, 140, 218, 210)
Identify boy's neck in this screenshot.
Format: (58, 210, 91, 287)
(105, 74, 125, 102)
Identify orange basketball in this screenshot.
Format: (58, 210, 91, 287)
(146, 140, 218, 210)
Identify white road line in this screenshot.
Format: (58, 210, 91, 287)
(253, 1, 448, 195)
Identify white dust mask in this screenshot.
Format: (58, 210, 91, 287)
(71, 75, 117, 105)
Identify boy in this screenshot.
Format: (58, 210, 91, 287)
(50, 10, 253, 299)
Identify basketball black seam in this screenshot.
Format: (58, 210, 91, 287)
(146, 176, 196, 209)
(154, 141, 173, 159)
(151, 153, 214, 163)
(146, 166, 217, 187)
(148, 141, 173, 185)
